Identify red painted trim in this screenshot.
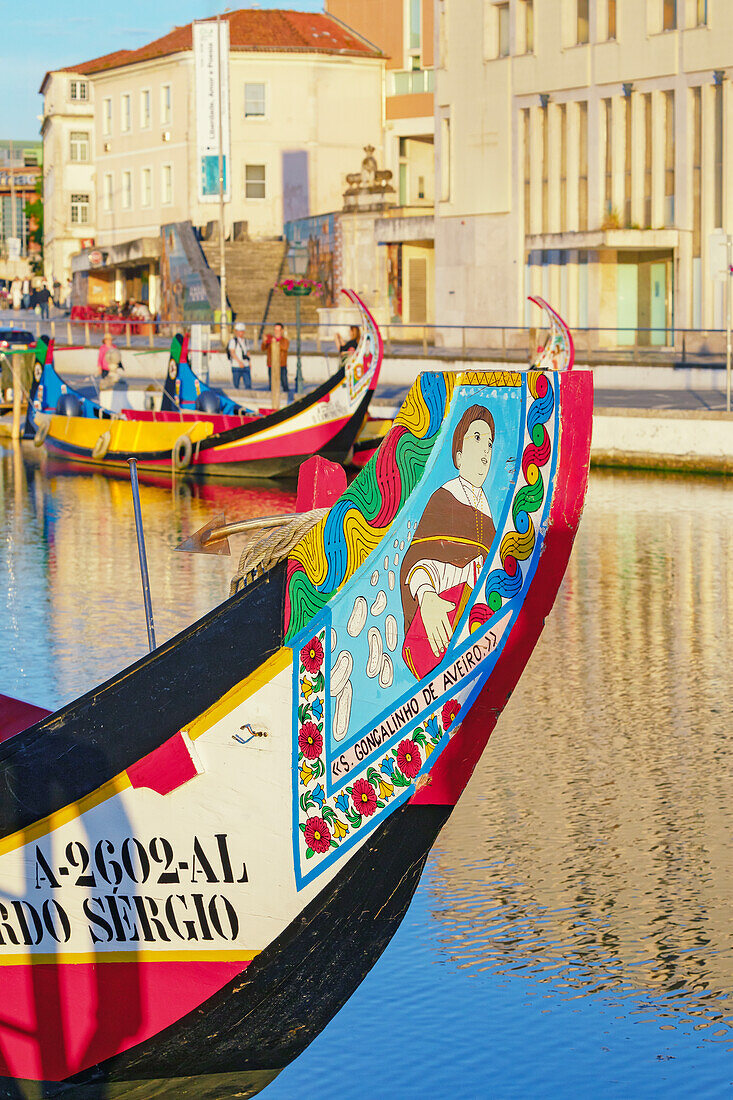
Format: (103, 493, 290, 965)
(412, 372, 593, 806)
(0, 958, 249, 1082)
(190, 416, 351, 466)
(0, 695, 52, 744)
(127, 730, 200, 795)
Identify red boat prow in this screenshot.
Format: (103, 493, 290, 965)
(0, 695, 52, 744)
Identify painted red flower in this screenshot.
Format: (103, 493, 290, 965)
(441, 699, 461, 730)
(298, 722, 323, 760)
(300, 636, 324, 674)
(351, 777, 378, 817)
(304, 816, 331, 854)
(397, 738, 422, 779)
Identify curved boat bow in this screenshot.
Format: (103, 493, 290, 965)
(0, 343, 592, 1096)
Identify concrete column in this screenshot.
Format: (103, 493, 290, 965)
(567, 100, 581, 234)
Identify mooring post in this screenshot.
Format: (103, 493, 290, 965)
(127, 458, 157, 652)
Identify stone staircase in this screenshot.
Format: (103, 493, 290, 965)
(201, 237, 323, 336)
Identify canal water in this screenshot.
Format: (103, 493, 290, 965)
(1, 447, 732, 1098)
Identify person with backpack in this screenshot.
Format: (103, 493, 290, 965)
(227, 322, 251, 389)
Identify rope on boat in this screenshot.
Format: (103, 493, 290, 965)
(229, 507, 330, 597)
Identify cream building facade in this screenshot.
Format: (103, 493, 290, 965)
(435, 0, 733, 346)
(41, 10, 384, 301)
(40, 71, 96, 285)
(328, 0, 436, 324)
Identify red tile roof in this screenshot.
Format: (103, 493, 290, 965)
(65, 9, 382, 77)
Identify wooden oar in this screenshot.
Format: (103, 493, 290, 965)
(175, 512, 300, 556)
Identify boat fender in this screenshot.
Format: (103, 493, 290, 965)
(92, 430, 112, 459)
(173, 433, 193, 470)
(33, 419, 50, 448)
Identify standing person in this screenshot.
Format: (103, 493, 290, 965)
(227, 322, 251, 390)
(36, 283, 52, 321)
(261, 322, 289, 409)
(335, 324, 360, 364)
(10, 278, 21, 311)
(97, 333, 115, 382)
(21, 278, 30, 311)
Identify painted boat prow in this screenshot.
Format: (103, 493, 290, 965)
(0, 327, 592, 1094)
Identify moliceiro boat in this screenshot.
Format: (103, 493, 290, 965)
(0, 336, 592, 1096)
(25, 290, 382, 479)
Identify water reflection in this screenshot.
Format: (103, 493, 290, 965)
(2, 453, 733, 1095)
(1, 445, 295, 708)
(429, 468, 733, 1037)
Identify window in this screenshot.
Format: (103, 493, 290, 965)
(70, 193, 89, 224)
(141, 167, 152, 207)
(696, 0, 708, 25)
(662, 0, 676, 30)
(497, 3, 510, 57)
(643, 93, 652, 226)
(608, 0, 617, 38)
(69, 80, 88, 101)
(102, 98, 112, 136)
(121, 94, 131, 133)
(162, 164, 173, 205)
(577, 0, 589, 44)
(161, 84, 171, 125)
(663, 90, 675, 224)
(692, 87, 702, 256)
(103, 173, 113, 213)
(623, 90, 632, 227)
(409, 0, 421, 49)
(69, 131, 90, 162)
(524, 0, 534, 52)
(140, 89, 151, 129)
(245, 164, 266, 199)
(244, 83, 266, 118)
(714, 79, 723, 228)
(122, 171, 131, 209)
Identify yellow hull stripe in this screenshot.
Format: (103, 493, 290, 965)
(49, 415, 214, 453)
(186, 648, 292, 741)
(0, 948, 260, 966)
(0, 649, 292, 857)
(0, 773, 132, 859)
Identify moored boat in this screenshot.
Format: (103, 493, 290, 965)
(25, 290, 383, 479)
(1, 305, 591, 1097)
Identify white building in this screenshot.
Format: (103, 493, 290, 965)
(41, 8, 384, 299)
(435, 0, 733, 347)
(40, 72, 96, 285)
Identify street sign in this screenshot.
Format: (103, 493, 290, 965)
(89, 250, 103, 267)
(708, 228, 731, 281)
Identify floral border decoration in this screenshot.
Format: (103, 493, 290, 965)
(295, 626, 462, 866)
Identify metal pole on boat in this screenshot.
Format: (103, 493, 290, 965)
(127, 458, 157, 652)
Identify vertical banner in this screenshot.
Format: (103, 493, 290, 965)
(193, 19, 231, 204)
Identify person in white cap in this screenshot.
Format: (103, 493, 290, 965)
(227, 322, 251, 389)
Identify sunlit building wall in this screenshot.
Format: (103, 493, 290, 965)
(435, 0, 733, 347)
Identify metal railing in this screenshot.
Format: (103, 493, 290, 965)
(1, 309, 731, 365)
